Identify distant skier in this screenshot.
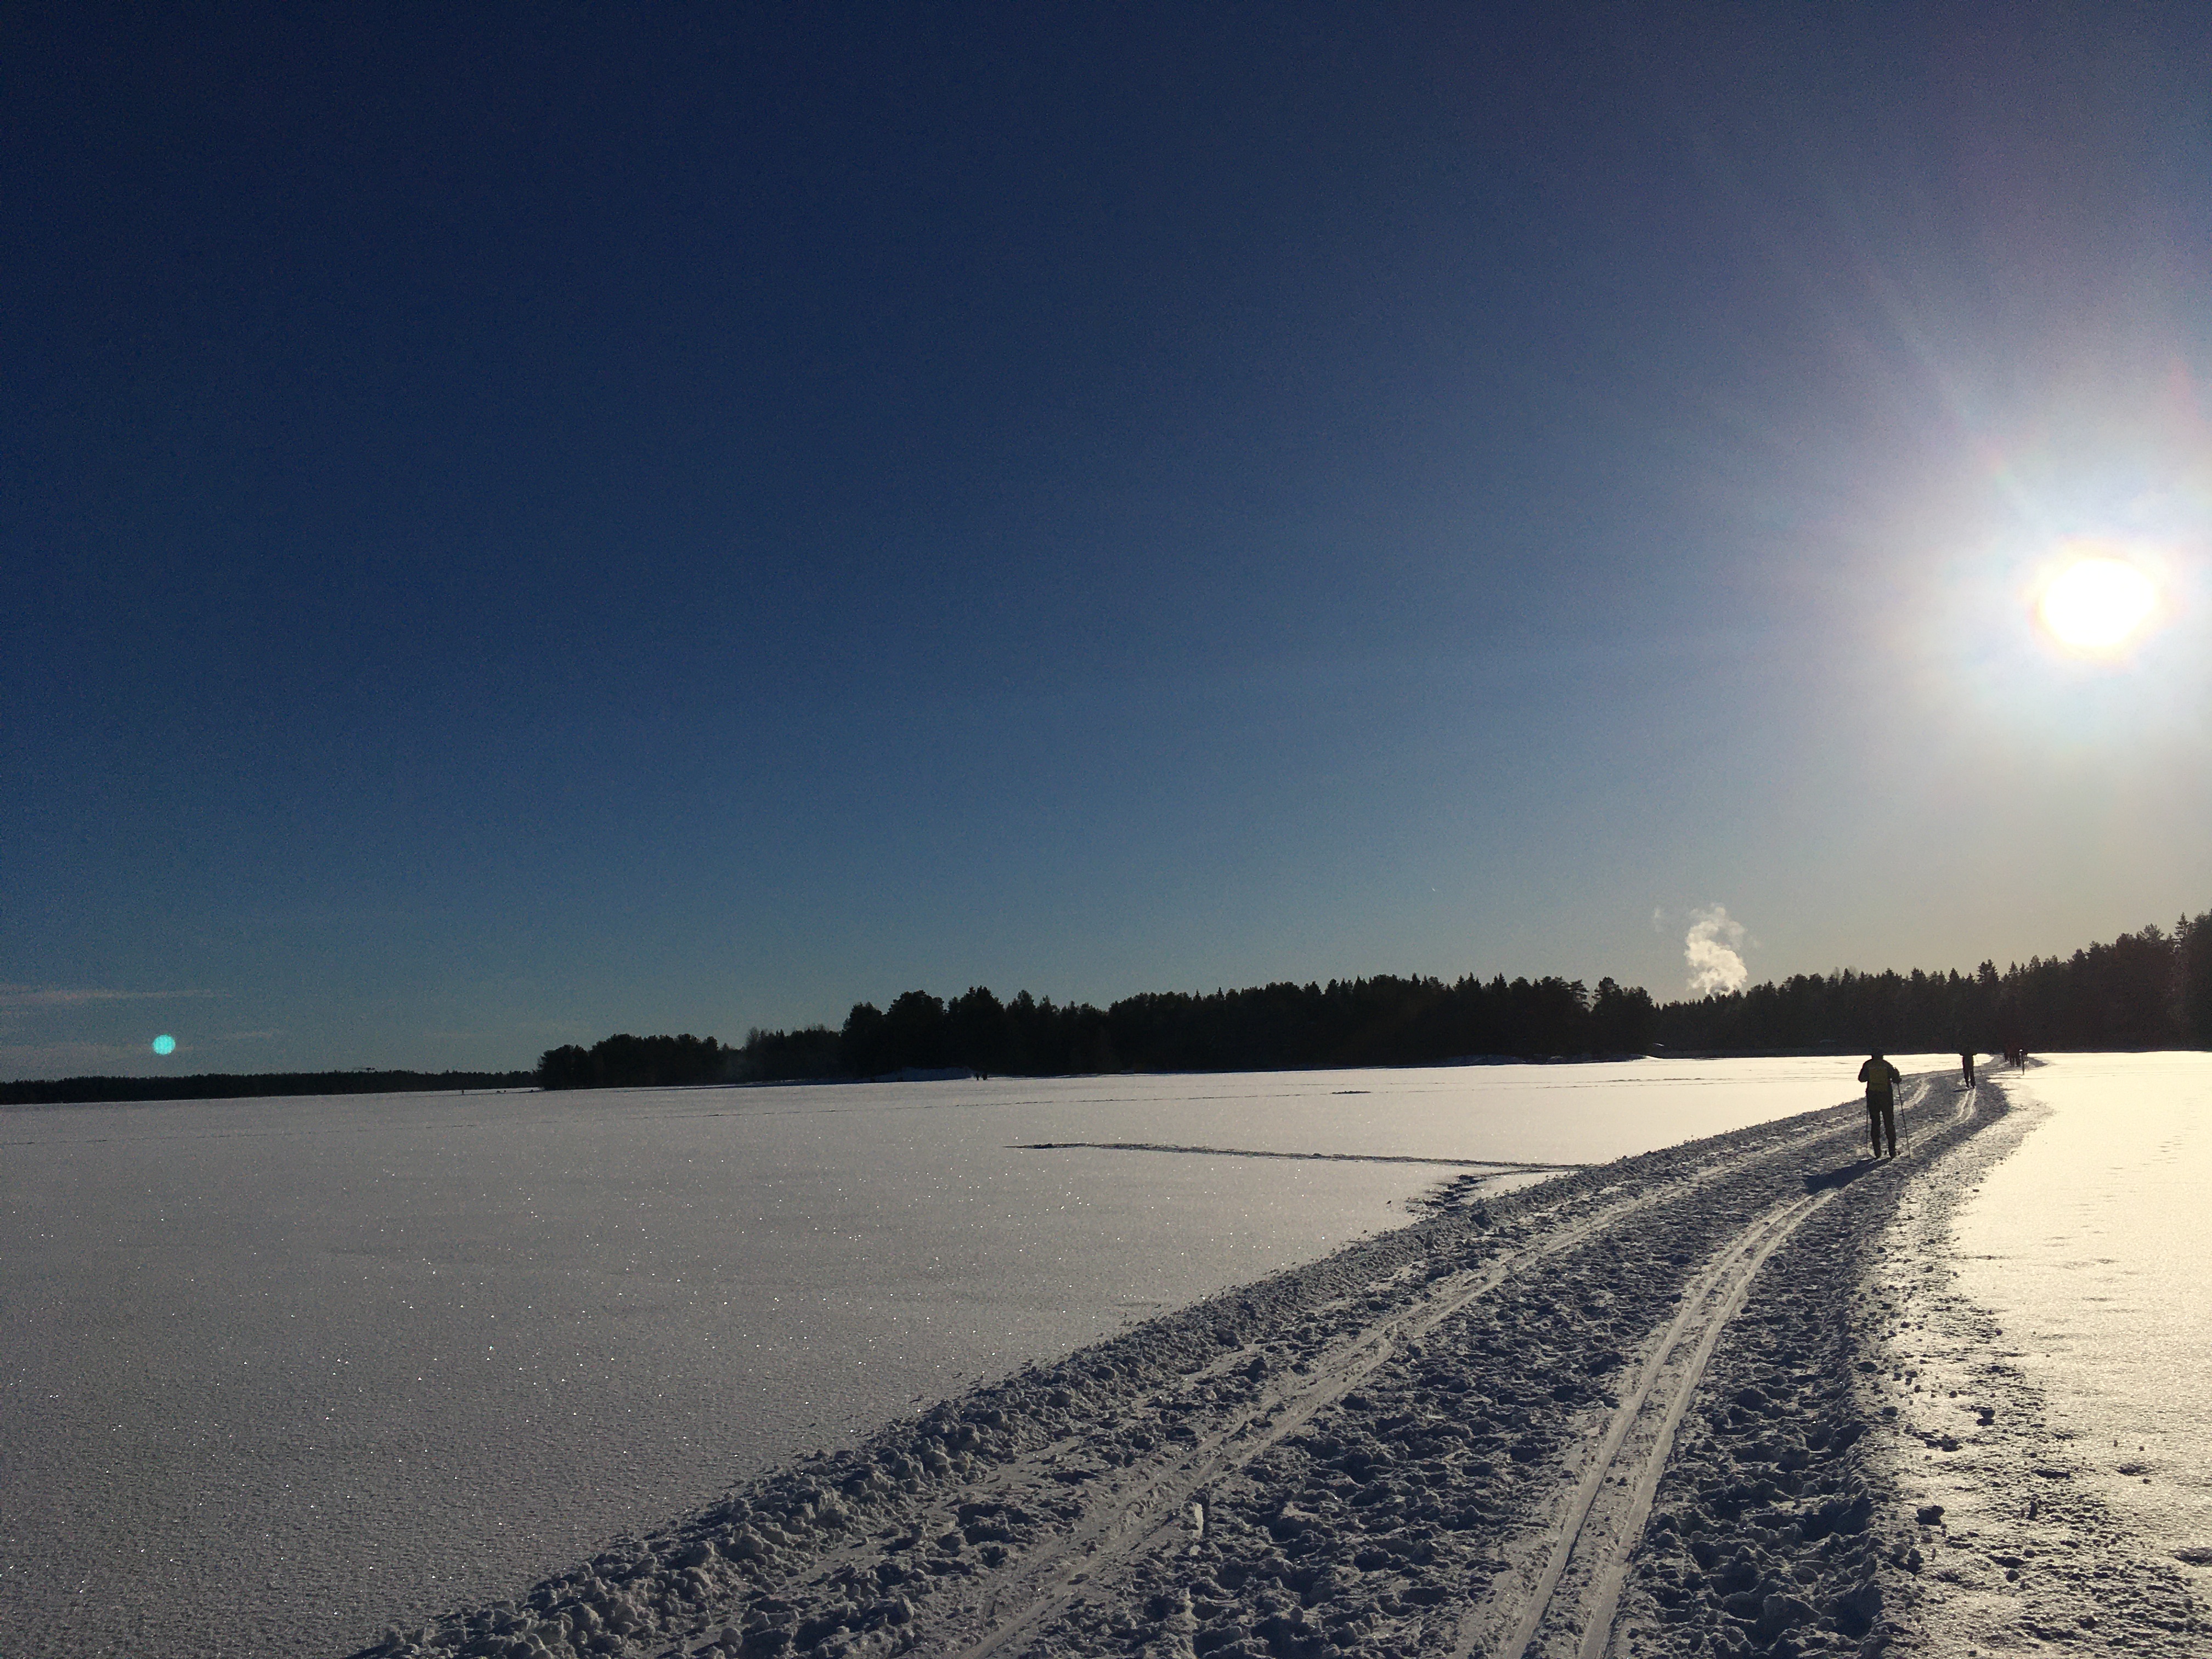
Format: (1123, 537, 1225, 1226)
(1959, 1049, 1976, 1086)
(1859, 1051, 1901, 1158)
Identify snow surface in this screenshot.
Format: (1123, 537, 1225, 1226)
(1846, 1063, 2209, 1655)
(345, 1066, 1986, 1659)
(0, 1059, 1869, 1658)
(1950, 1052, 2212, 1577)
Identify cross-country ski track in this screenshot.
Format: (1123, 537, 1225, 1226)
(353, 1069, 2208, 1659)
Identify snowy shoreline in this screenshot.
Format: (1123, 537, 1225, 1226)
(338, 1069, 2207, 1659)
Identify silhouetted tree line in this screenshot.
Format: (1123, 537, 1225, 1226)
(0, 1069, 533, 1106)
(534, 1033, 733, 1091)
(533, 906, 2212, 1090)
(1652, 910, 2212, 1054)
(537, 974, 1657, 1087)
(830, 974, 1657, 1078)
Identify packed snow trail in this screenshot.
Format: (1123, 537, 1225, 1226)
(1493, 1079, 1982, 1659)
(1458, 1187, 1839, 1659)
(352, 1071, 2196, 1659)
(946, 1165, 1760, 1659)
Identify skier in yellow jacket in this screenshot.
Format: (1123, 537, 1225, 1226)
(1859, 1052, 1901, 1158)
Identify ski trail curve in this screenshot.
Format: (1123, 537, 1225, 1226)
(945, 1186, 1689, 1659)
(1455, 1080, 1957, 1659)
(937, 1114, 1857, 1659)
(924, 1119, 1858, 1659)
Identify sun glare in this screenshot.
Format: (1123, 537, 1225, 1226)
(2038, 555, 2157, 651)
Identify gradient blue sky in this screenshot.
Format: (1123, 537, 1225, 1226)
(8, 4, 2210, 1076)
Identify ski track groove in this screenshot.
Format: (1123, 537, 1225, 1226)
(1469, 1082, 1974, 1659)
(949, 1190, 1686, 1659)
(1457, 1188, 1837, 1659)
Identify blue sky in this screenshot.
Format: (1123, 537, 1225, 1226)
(7, 4, 2210, 1075)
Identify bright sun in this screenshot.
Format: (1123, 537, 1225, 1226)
(2038, 556, 2157, 650)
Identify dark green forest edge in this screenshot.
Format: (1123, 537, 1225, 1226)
(538, 908, 2212, 1090)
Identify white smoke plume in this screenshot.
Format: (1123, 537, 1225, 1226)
(1684, 905, 1750, 996)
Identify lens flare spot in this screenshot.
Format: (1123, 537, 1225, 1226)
(153, 1034, 177, 1056)
(2039, 556, 2157, 650)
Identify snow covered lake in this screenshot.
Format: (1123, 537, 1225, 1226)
(2, 1058, 1874, 1657)
(1951, 1052, 2212, 1580)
